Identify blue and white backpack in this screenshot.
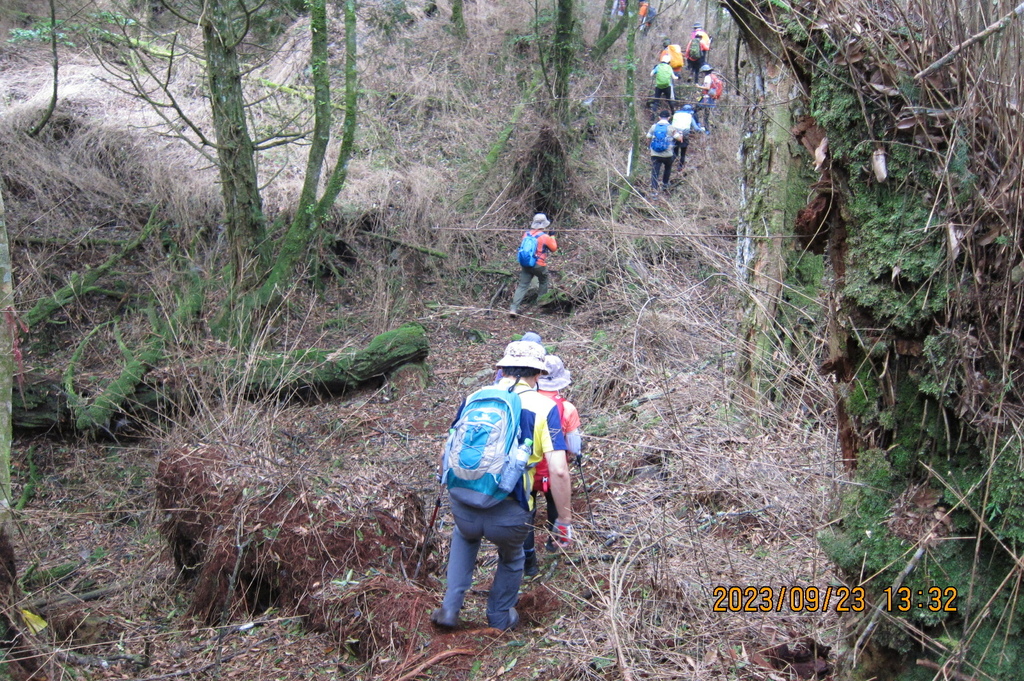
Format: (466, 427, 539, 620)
(442, 386, 533, 508)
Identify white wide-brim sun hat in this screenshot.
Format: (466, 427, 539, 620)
(495, 340, 549, 373)
(538, 355, 571, 391)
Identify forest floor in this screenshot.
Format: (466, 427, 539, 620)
(2, 5, 850, 680)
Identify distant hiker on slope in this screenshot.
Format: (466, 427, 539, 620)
(523, 354, 582, 577)
(647, 110, 679, 197)
(432, 341, 573, 631)
(659, 37, 685, 79)
(685, 23, 712, 83)
(510, 213, 558, 316)
(671, 103, 705, 170)
(696, 64, 724, 130)
(650, 55, 677, 114)
(638, 1, 656, 32)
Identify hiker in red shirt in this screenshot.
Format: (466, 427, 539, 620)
(510, 213, 558, 316)
(523, 355, 582, 577)
(685, 23, 712, 83)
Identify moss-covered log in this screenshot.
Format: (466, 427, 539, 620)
(73, 276, 205, 435)
(14, 323, 429, 433)
(23, 217, 157, 329)
(238, 322, 429, 399)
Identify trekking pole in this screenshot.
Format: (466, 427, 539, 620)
(412, 491, 443, 581)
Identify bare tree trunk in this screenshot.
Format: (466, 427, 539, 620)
(598, 0, 617, 41)
(28, 0, 58, 138)
(591, 12, 628, 61)
(259, 0, 358, 296)
(735, 60, 806, 401)
(201, 0, 265, 287)
(616, 0, 640, 212)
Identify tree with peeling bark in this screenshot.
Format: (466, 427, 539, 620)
(723, 0, 1024, 677)
(0, 186, 11, 520)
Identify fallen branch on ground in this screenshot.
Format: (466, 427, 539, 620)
(390, 648, 474, 681)
(916, 659, 979, 681)
(23, 216, 158, 329)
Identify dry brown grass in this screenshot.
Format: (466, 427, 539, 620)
(1, 1, 850, 679)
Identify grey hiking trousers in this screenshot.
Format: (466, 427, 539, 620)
(510, 265, 549, 313)
(441, 497, 532, 629)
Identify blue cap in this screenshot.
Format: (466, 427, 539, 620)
(521, 332, 543, 346)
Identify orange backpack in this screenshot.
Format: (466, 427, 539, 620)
(708, 73, 724, 100)
(665, 44, 684, 70)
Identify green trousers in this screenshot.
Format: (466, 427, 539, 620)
(510, 265, 549, 313)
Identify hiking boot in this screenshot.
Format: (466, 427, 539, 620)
(545, 538, 557, 553)
(497, 607, 520, 631)
(430, 607, 459, 629)
(523, 550, 539, 577)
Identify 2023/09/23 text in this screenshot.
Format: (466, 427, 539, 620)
(712, 585, 959, 613)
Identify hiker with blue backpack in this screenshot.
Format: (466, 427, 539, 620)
(647, 110, 679, 196)
(432, 340, 573, 631)
(509, 213, 558, 316)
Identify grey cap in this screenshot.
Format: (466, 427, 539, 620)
(495, 340, 548, 372)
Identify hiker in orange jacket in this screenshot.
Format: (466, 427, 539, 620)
(659, 37, 685, 78)
(638, 1, 656, 32)
(510, 213, 558, 316)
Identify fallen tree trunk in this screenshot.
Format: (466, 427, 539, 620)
(237, 322, 429, 399)
(13, 323, 430, 433)
(23, 217, 157, 329)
